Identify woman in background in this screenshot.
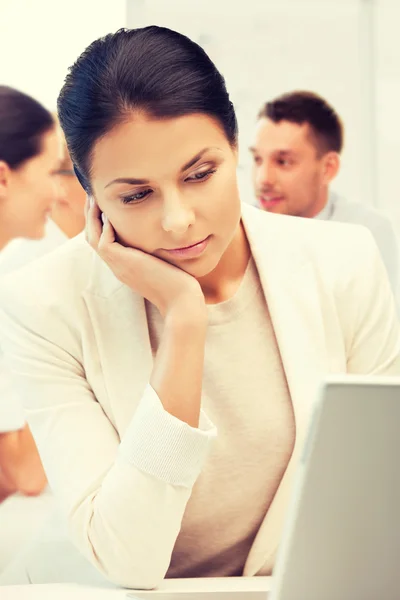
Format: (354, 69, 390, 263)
(0, 85, 62, 501)
(0, 118, 86, 277)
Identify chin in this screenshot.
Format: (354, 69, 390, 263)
(180, 254, 222, 280)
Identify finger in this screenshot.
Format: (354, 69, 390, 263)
(86, 198, 102, 248)
(98, 215, 116, 251)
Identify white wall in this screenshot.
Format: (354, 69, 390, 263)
(0, 0, 127, 110)
(375, 0, 400, 226)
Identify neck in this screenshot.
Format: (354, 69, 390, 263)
(0, 230, 15, 252)
(303, 187, 330, 218)
(51, 203, 85, 239)
(198, 220, 251, 304)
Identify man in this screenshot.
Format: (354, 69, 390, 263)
(250, 90, 399, 299)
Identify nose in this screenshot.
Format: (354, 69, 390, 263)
(161, 193, 195, 235)
(255, 160, 276, 189)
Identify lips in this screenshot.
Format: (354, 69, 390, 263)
(168, 237, 208, 252)
(162, 235, 211, 259)
(259, 195, 284, 210)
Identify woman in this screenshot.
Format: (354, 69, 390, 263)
(0, 27, 398, 588)
(0, 85, 62, 500)
(0, 122, 86, 278)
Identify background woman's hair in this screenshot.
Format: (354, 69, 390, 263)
(57, 26, 238, 193)
(0, 86, 54, 169)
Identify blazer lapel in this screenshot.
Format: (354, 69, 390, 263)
(241, 205, 340, 575)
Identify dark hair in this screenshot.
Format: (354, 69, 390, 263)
(57, 26, 238, 194)
(258, 91, 344, 155)
(0, 86, 54, 169)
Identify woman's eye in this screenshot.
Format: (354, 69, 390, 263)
(120, 189, 151, 204)
(186, 169, 216, 182)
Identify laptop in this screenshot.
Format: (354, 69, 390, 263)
(270, 375, 400, 600)
(129, 376, 400, 600)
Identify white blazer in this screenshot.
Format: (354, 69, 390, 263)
(0, 203, 399, 589)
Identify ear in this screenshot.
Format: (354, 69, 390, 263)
(322, 152, 340, 184)
(0, 161, 11, 200)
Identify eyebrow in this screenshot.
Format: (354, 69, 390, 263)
(249, 147, 295, 157)
(104, 147, 218, 189)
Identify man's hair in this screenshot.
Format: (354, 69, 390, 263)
(258, 91, 344, 156)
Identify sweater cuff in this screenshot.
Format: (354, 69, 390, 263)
(118, 385, 217, 488)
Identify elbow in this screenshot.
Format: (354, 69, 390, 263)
(2, 461, 47, 497)
(83, 542, 168, 590)
(9, 460, 48, 497)
(70, 494, 175, 590)
(0, 428, 48, 496)
(97, 561, 166, 590)
(109, 573, 161, 591)
(17, 476, 48, 497)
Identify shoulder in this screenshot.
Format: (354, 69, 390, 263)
(242, 202, 377, 271)
(0, 234, 98, 325)
(1, 232, 88, 284)
(0, 221, 69, 277)
(333, 195, 396, 232)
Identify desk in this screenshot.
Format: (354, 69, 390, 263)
(1, 577, 272, 599)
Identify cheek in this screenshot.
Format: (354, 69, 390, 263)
(211, 167, 239, 207)
(31, 173, 53, 200)
(71, 182, 87, 207)
(210, 178, 241, 230)
(63, 182, 87, 212)
(107, 206, 154, 250)
(284, 169, 307, 191)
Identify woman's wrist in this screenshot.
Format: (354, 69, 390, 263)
(164, 292, 207, 330)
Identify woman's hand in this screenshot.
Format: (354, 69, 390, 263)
(86, 198, 206, 319)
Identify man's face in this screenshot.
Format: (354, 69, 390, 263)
(250, 118, 332, 218)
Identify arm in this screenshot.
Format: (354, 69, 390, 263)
(151, 303, 207, 428)
(0, 362, 46, 499)
(0, 291, 214, 590)
(0, 425, 47, 497)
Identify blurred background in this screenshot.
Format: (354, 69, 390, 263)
(1, 0, 399, 226)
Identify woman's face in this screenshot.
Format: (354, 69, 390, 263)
(90, 112, 241, 278)
(55, 143, 87, 217)
(0, 127, 63, 240)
